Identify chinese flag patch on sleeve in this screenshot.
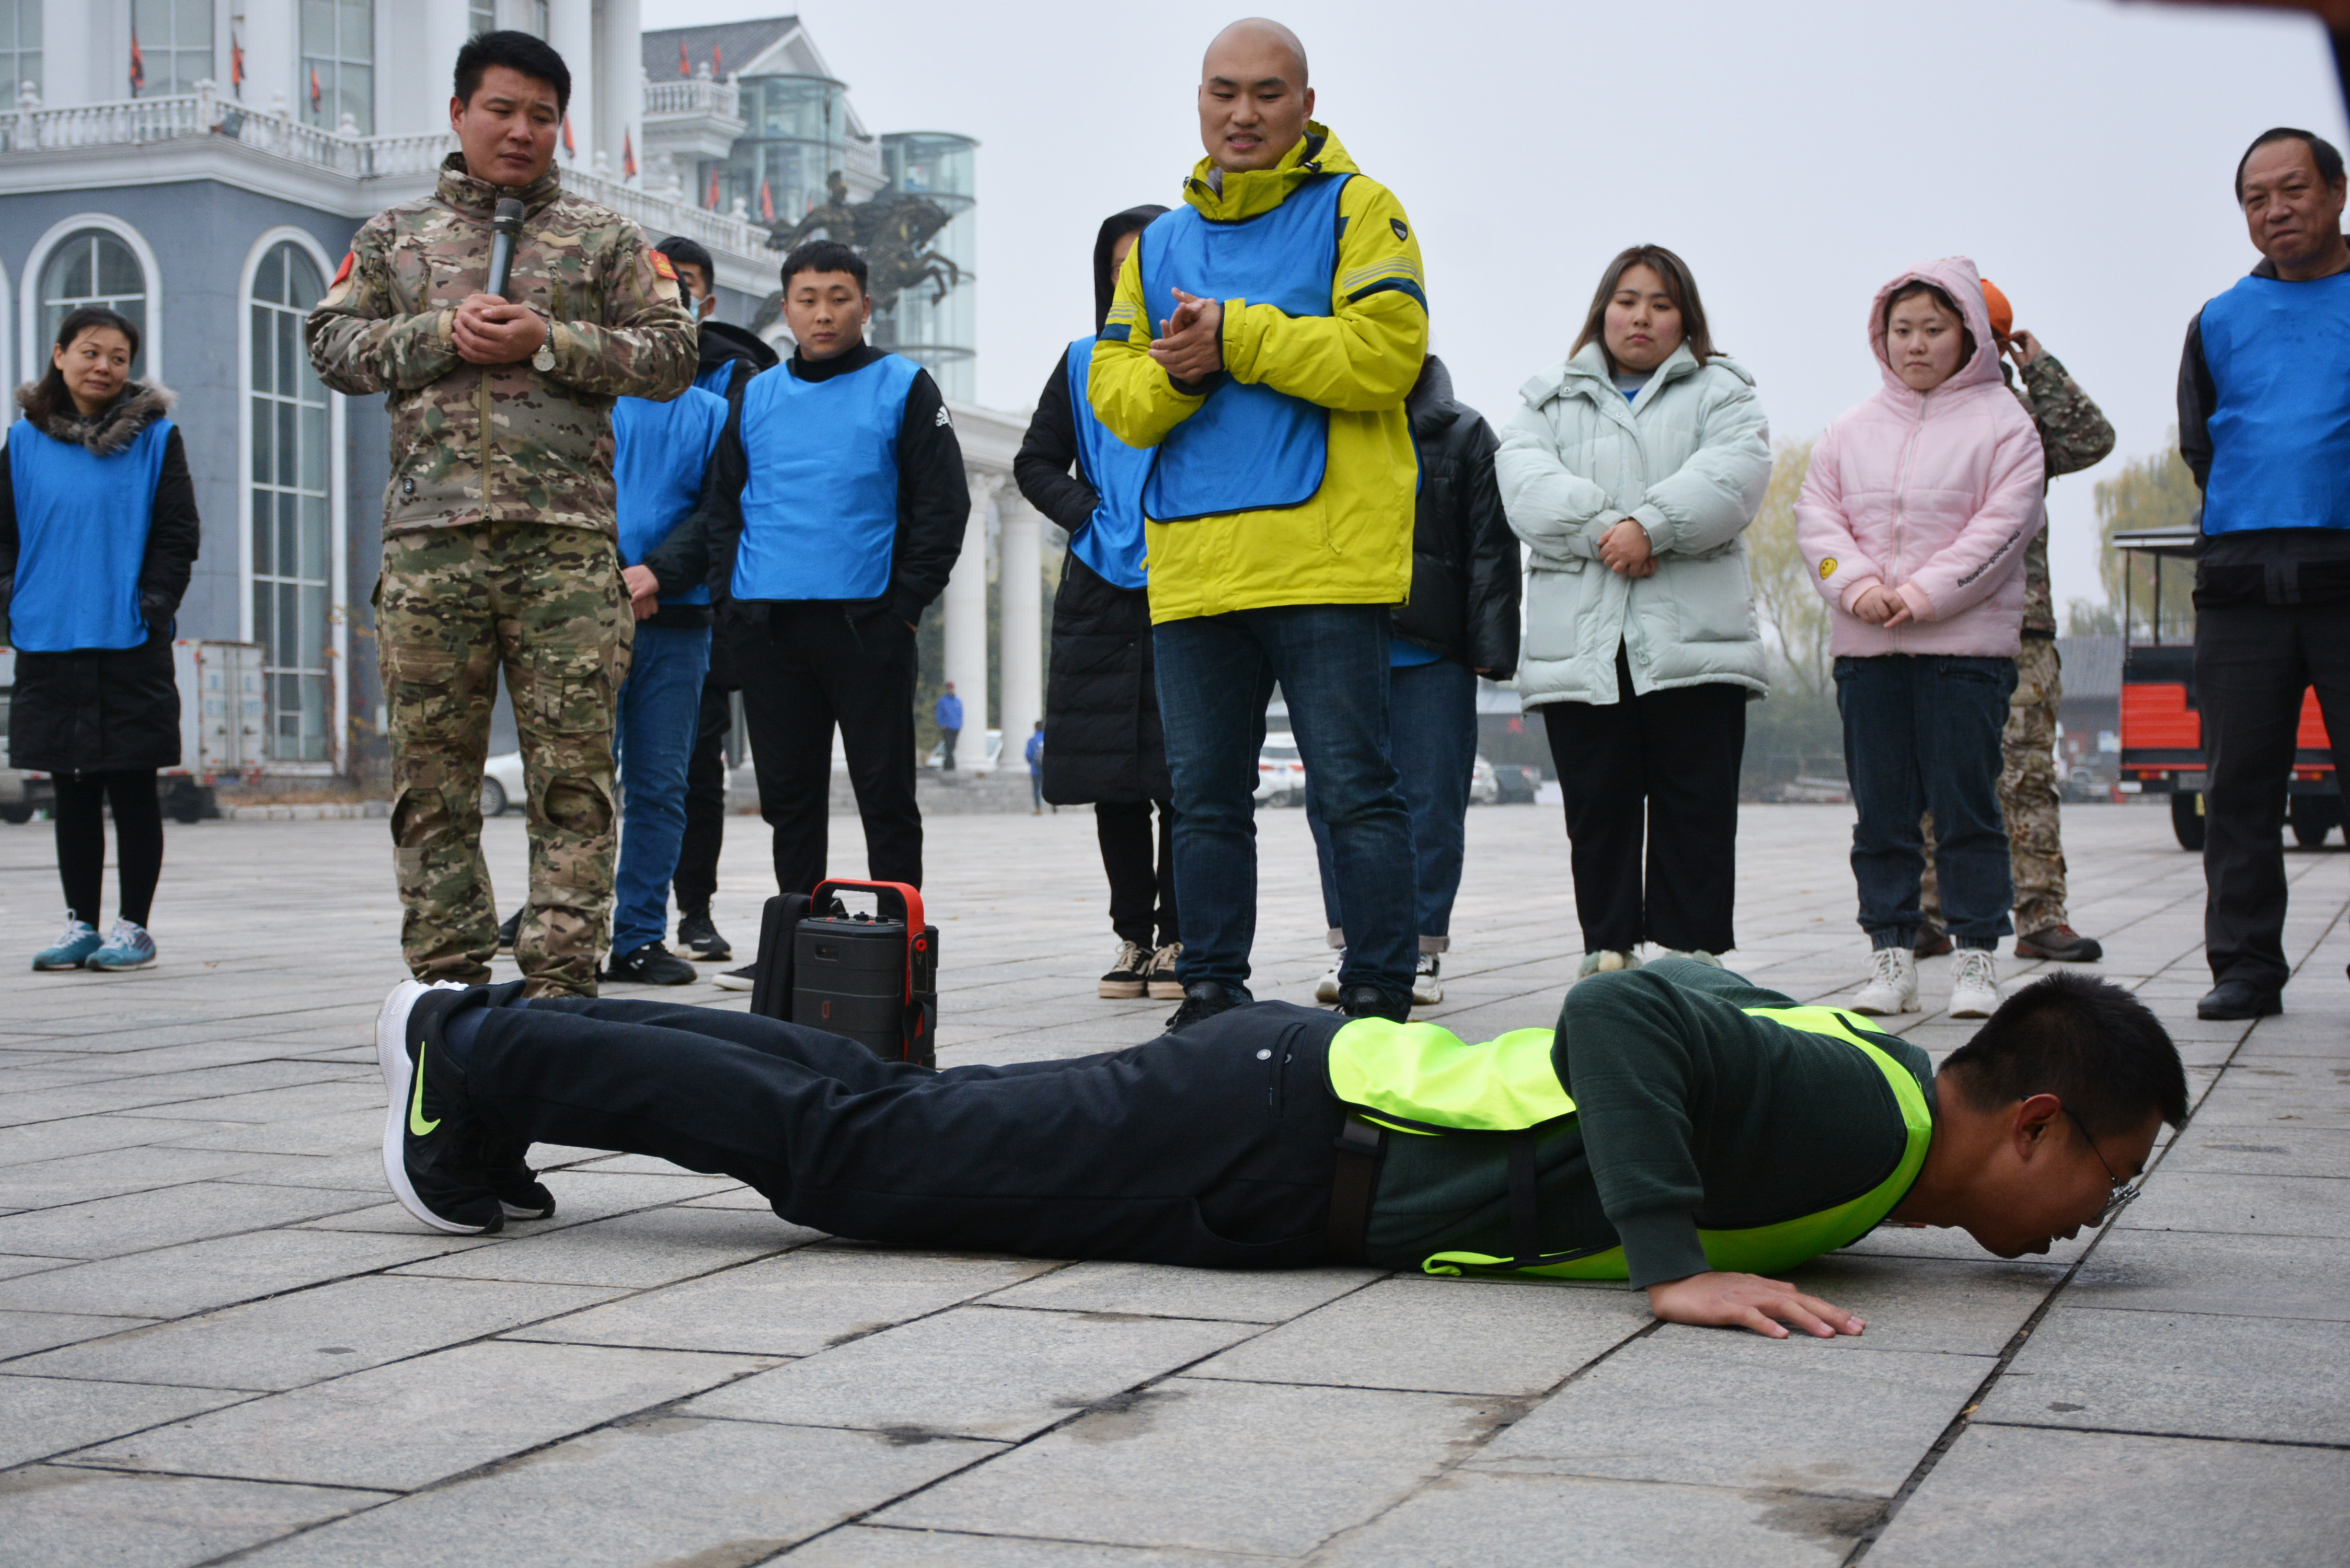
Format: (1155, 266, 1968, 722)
(333, 252, 355, 286)
(649, 250, 677, 282)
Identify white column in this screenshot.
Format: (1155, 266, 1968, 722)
(942, 474, 994, 758)
(997, 495, 1043, 767)
(235, 0, 296, 120)
(42, 0, 95, 106)
(592, 0, 642, 181)
(399, 0, 475, 135)
(545, 0, 594, 171)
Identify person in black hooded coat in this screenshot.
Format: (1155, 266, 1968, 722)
(1015, 205, 1182, 1003)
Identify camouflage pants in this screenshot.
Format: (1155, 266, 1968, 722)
(1921, 638, 2067, 935)
(377, 523, 633, 996)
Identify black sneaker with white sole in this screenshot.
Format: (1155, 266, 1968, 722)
(376, 979, 503, 1234)
(677, 911, 731, 963)
(488, 1155, 558, 1220)
(713, 963, 758, 992)
(602, 941, 698, 986)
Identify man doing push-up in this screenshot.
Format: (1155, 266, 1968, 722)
(375, 958, 2183, 1339)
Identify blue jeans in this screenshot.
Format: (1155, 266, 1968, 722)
(1155, 605, 1415, 998)
(1310, 655, 1476, 952)
(1835, 653, 2018, 949)
(611, 623, 713, 954)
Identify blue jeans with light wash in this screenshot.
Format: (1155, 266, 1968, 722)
(610, 622, 713, 955)
(1154, 605, 1415, 1000)
(1310, 655, 1477, 953)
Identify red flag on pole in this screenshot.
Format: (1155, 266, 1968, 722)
(129, 31, 146, 95)
(561, 117, 575, 158)
(309, 67, 322, 113)
(759, 180, 775, 223)
(232, 34, 245, 98)
(623, 131, 637, 179)
(712, 45, 723, 76)
(678, 40, 690, 76)
(707, 166, 721, 210)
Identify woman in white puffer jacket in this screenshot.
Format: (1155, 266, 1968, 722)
(1496, 245, 1771, 975)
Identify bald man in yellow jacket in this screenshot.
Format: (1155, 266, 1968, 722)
(1088, 20, 1429, 1033)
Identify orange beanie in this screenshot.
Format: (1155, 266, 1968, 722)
(1980, 278, 2014, 340)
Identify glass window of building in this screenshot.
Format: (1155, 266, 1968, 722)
(131, 0, 213, 96)
(876, 133, 977, 402)
(300, 0, 373, 133)
(523, 1, 550, 37)
(0, 0, 40, 100)
(468, 1, 495, 36)
(41, 232, 147, 377)
(248, 244, 335, 764)
(705, 74, 847, 226)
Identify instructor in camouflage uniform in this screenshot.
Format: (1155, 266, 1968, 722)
(308, 31, 696, 996)
(1920, 279, 2114, 963)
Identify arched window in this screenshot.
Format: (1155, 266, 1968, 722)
(40, 230, 146, 376)
(248, 242, 333, 764)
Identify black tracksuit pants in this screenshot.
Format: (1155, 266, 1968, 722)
(732, 602, 924, 898)
(672, 673, 736, 919)
(2194, 600, 2350, 992)
(1097, 799, 1180, 949)
(459, 990, 1347, 1267)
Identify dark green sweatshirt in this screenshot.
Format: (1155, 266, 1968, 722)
(1363, 960, 1936, 1287)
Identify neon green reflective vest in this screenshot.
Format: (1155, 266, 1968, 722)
(1327, 1006, 1934, 1281)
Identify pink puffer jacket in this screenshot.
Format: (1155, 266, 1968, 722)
(1796, 256, 2046, 658)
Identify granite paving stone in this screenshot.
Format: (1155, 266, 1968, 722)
(296, 1169, 738, 1235)
(2117, 1170, 2350, 1239)
(11, 1274, 625, 1390)
(1469, 1330, 1989, 1498)
(2066, 1228, 2350, 1321)
(790, 1527, 1261, 1566)
(0, 1180, 379, 1260)
(0, 1467, 396, 1568)
(386, 1202, 802, 1289)
(0, 1228, 490, 1318)
(0, 1374, 252, 1469)
(510, 1244, 1046, 1356)
(2159, 1125, 2350, 1179)
(1773, 1253, 2065, 1357)
(984, 1259, 1384, 1323)
(0, 1143, 322, 1210)
(0, 1309, 161, 1361)
(878, 1375, 1513, 1557)
(1864, 1425, 2350, 1567)
(1975, 1305, 2350, 1443)
(70, 1340, 775, 1490)
(231, 1413, 1001, 1567)
(684, 1302, 1253, 1441)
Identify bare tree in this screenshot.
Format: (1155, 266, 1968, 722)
(1744, 441, 1833, 696)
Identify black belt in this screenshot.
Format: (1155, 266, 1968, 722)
(1326, 1113, 1386, 1263)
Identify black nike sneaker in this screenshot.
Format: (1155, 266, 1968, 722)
(376, 979, 503, 1234)
(488, 1155, 558, 1221)
(677, 911, 731, 963)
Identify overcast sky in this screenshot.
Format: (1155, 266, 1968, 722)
(662, 0, 2347, 618)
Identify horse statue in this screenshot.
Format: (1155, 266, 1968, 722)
(756, 170, 964, 330)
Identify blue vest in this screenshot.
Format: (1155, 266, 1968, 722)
(613, 386, 728, 605)
(6, 416, 171, 652)
(693, 359, 740, 398)
(1137, 172, 1352, 522)
(1064, 336, 1155, 590)
(729, 352, 921, 602)
(2198, 270, 2350, 535)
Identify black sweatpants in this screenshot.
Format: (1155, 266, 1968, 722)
(53, 769, 164, 927)
(2194, 600, 2350, 992)
(672, 673, 736, 919)
(1097, 799, 1179, 949)
(1539, 651, 1746, 954)
(731, 603, 923, 898)
(459, 990, 1346, 1267)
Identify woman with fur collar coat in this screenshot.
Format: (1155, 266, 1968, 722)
(2, 307, 201, 973)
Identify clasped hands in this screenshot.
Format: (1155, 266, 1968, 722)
(1849, 583, 1914, 628)
(453, 293, 546, 366)
(1597, 518, 1656, 577)
(1149, 289, 1224, 385)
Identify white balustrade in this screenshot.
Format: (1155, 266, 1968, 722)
(643, 69, 740, 124)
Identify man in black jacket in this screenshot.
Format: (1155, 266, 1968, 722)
(647, 241, 966, 954)
(1310, 355, 1520, 1006)
(2175, 126, 2350, 1021)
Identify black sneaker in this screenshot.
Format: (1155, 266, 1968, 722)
(1165, 979, 1246, 1033)
(1337, 984, 1411, 1023)
(497, 909, 522, 954)
(375, 979, 502, 1235)
(489, 1156, 558, 1220)
(603, 941, 698, 986)
(1099, 939, 1150, 999)
(713, 963, 758, 993)
(677, 911, 731, 963)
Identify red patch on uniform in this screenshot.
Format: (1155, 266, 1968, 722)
(649, 250, 677, 282)
(332, 251, 355, 286)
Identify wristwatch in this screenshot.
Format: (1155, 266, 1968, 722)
(532, 318, 556, 373)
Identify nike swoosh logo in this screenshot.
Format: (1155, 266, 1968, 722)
(409, 1039, 441, 1137)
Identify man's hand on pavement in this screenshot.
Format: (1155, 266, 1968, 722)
(1149, 289, 1225, 385)
(1599, 518, 1657, 577)
(1646, 1271, 1866, 1340)
(453, 295, 546, 366)
(621, 564, 660, 621)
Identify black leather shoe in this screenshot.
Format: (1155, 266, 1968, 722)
(496, 909, 522, 954)
(1337, 984, 1411, 1023)
(2197, 979, 2282, 1021)
(602, 942, 698, 986)
(1165, 980, 1246, 1033)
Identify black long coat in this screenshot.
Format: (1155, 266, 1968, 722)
(1, 382, 199, 775)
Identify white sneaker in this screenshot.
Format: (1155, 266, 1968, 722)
(1315, 955, 1344, 1004)
(1948, 948, 2001, 1019)
(1412, 952, 1443, 1006)
(1576, 949, 1642, 978)
(1851, 946, 1919, 1016)
(1660, 950, 1724, 967)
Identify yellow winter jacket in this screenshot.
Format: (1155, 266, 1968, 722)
(1089, 124, 1427, 623)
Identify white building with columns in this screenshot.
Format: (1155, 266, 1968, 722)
(0, 1, 1046, 783)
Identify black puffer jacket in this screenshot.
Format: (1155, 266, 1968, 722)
(1019, 205, 1173, 806)
(1, 382, 199, 774)
(1395, 356, 1520, 677)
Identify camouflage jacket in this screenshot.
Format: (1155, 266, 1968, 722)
(306, 155, 697, 538)
(2008, 351, 2115, 636)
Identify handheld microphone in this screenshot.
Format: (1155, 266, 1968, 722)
(485, 198, 525, 300)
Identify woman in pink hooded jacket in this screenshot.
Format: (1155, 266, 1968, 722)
(1797, 257, 2045, 1021)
